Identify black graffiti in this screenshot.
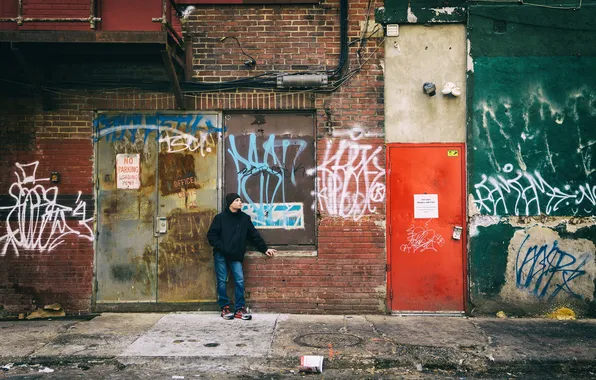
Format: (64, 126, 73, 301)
(238, 162, 306, 179)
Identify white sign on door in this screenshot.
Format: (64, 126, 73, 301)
(414, 194, 438, 219)
(116, 154, 140, 189)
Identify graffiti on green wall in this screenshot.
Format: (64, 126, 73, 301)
(470, 57, 596, 216)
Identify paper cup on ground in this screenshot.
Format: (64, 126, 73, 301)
(298, 355, 324, 373)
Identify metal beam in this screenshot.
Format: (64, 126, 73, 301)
(161, 45, 185, 110)
(0, 31, 168, 43)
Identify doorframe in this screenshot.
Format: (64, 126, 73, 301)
(385, 143, 468, 314)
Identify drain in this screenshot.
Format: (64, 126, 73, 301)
(204, 342, 220, 347)
(294, 333, 362, 348)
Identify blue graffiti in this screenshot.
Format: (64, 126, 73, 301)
(516, 234, 591, 300)
(242, 203, 304, 229)
(94, 113, 224, 143)
(227, 134, 308, 228)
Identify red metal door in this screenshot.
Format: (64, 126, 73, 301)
(387, 144, 466, 312)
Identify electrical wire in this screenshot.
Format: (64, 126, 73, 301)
(219, 36, 256, 66)
(470, 0, 582, 9)
(1, 0, 371, 96)
(357, 0, 375, 65)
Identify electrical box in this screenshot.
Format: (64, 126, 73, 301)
(386, 24, 399, 37)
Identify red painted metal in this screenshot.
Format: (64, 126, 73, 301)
(0, 0, 18, 31)
(173, 0, 319, 3)
(386, 144, 467, 312)
(99, 0, 162, 32)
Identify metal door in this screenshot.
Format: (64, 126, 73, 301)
(95, 112, 220, 304)
(223, 113, 316, 247)
(387, 144, 466, 312)
(156, 113, 219, 302)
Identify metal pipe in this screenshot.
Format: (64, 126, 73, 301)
(90, 0, 96, 29)
(0, 17, 101, 23)
(17, 0, 23, 25)
(0, 0, 100, 26)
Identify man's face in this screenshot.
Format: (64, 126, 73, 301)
(229, 197, 242, 212)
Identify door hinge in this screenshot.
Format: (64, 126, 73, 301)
(389, 224, 392, 235)
(386, 264, 390, 272)
(390, 289, 393, 300)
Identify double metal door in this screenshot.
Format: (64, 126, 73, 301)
(95, 112, 220, 303)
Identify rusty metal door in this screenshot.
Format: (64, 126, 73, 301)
(95, 112, 221, 304)
(155, 113, 220, 302)
(387, 144, 466, 313)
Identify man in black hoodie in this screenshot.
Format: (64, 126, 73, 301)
(207, 192, 276, 320)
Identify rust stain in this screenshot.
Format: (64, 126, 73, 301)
(158, 153, 201, 196)
(131, 245, 157, 296)
(158, 209, 217, 302)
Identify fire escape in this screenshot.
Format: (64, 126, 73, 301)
(0, 0, 187, 109)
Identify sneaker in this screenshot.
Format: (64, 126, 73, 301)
(221, 306, 233, 320)
(234, 307, 252, 320)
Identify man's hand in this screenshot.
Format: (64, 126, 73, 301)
(264, 248, 277, 257)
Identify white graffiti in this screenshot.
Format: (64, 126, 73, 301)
(331, 125, 384, 140)
(474, 167, 596, 216)
(95, 114, 222, 156)
(476, 86, 596, 175)
(400, 221, 445, 253)
(97, 124, 216, 156)
(317, 137, 385, 221)
(0, 162, 94, 256)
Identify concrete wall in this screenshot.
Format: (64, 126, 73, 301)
(385, 24, 466, 143)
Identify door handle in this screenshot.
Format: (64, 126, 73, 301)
(155, 216, 167, 236)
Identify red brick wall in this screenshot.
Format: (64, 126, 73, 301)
(185, 0, 386, 313)
(0, 91, 178, 314)
(0, 0, 386, 314)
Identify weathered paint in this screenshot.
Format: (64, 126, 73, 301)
(500, 226, 595, 305)
(469, 223, 516, 299)
(375, 0, 466, 24)
(157, 112, 219, 302)
(223, 113, 316, 247)
(469, 56, 596, 217)
(467, 5, 596, 316)
(95, 114, 160, 302)
(94, 112, 220, 304)
(385, 24, 467, 143)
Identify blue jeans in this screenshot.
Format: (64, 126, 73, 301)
(214, 253, 245, 310)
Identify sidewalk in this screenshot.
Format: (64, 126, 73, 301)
(1, 312, 595, 375)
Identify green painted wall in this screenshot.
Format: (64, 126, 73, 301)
(469, 56, 596, 217)
(376, 0, 466, 24)
(468, 5, 596, 316)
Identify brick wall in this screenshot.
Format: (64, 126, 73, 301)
(0, 0, 386, 314)
(185, 0, 387, 313)
(0, 90, 178, 314)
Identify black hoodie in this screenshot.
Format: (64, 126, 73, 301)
(207, 199, 268, 262)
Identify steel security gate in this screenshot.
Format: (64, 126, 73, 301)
(94, 112, 221, 303)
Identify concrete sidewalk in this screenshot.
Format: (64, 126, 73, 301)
(1, 312, 595, 375)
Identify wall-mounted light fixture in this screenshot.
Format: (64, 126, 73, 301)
(441, 82, 461, 97)
(50, 172, 60, 184)
(423, 82, 436, 96)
